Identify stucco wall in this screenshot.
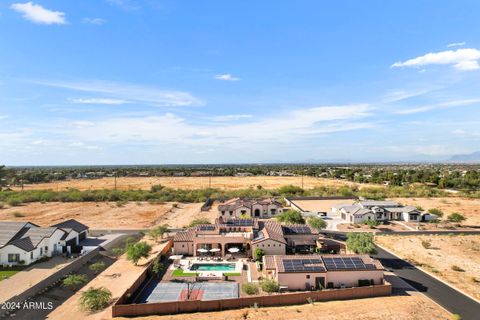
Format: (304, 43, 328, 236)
(252, 240, 285, 256)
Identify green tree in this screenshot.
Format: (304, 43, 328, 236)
(79, 287, 112, 312)
(151, 257, 164, 277)
(428, 208, 444, 218)
(346, 233, 377, 254)
(63, 274, 88, 290)
(253, 248, 265, 261)
(89, 261, 106, 274)
(447, 212, 466, 223)
(276, 210, 305, 224)
(188, 218, 211, 227)
(0, 165, 6, 190)
(308, 217, 327, 231)
(242, 283, 259, 295)
(260, 279, 280, 293)
(149, 225, 169, 241)
(126, 241, 152, 265)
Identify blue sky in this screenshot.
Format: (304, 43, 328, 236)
(1, 1, 480, 165)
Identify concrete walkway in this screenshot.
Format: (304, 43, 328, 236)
(0, 256, 73, 303)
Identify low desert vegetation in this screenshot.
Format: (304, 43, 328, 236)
(346, 233, 377, 254)
(242, 283, 259, 295)
(447, 212, 466, 223)
(307, 216, 327, 231)
(63, 274, 88, 290)
(148, 224, 169, 241)
(79, 287, 112, 312)
(260, 279, 280, 293)
(89, 261, 106, 274)
(126, 241, 152, 265)
(276, 209, 305, 224)
(421, 240, 432, 249)
(188, 218, 211, 227)
(428, 208, 444, 218)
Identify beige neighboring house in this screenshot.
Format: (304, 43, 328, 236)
(218, 198, 285, 219)
(173, 218, 321, 258)
(337, 200, 430, 224)
(263, 254, 385, 291)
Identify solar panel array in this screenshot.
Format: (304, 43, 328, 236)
(226, 219, 253, 226)
(322, 257, 377, 271)
(282, 226, 312, 234)
(282, 258, 325, 272)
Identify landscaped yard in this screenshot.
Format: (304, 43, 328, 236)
(171, 269, 198, 277)
(0, 269, 22, 281)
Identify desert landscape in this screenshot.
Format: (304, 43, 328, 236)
(0, 201, 216, 229)
(114, 295, 450, 320)
(376, 234, 480, 300)
(13, 176, 370, 191)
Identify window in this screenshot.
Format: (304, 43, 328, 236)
(268, 244, 270, 247)
(182, 244, 185, 248)
(8, 254, 20, 263)
(221, 211, 225, 214)
(45, 246, 48, 252)
(30, 252, 33, 259)
(40, 248, 43, 255)
(306, 275, 310, 279)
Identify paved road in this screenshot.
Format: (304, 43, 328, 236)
(373, 246, 480, 320)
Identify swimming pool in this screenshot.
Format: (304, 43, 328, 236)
(190, 263, 236, 272)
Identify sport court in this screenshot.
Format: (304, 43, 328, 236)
(136, 282, 239, 303)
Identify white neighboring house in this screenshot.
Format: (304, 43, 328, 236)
(0, 219, 89, 266)
(51, 219, 89, 250)
(336, 200, 436, 224)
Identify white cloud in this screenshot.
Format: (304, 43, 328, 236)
(71, 104, 372, 148)
(70, 98, 129, 105)
(451, 129, 466, 135)
(396, 98, 480, 115)
(33, 79, 204, 107)
(210, 114, 252, 122)
(0, 115, 7, 120)
(392, 48, 480, 71)
(10, 2, 66, 25)
(82, 17, 106, 25)
(214, 74, 240, 81)
(447, 42, 466, 48)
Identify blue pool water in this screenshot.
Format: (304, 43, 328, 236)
(190, 263, 236, 271)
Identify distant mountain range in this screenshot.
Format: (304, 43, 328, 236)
(449, 151, 480, 162)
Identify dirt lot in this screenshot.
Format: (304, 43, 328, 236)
(290, 199, 356, 213)
(14, 176, 370, 191)
(114, 295, 450, 320)
(393, 197, 480, 225)
(0, 202, 217, 229)
(376, 234, 480, 300)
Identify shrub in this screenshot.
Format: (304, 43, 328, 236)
(151, 257, 164, 277)
(346, 233, 376, 254)
(148, 225, 169, 241)
(7, 199, 21, 207)
(12, 212, 25, 217)
(277, 185, 304, 195)
(451, 314, 462, 320)
(364, 220, 380, 228)
(260, 279, 280, 293)
(242, 283, 259, 295)
(0, 202, 4, 209)
(126, 241, 152, 265)
(428, 208, 444, 218)
(254, 248, 265, 261)
(447, 213, 466, 223)
(188, 218, 211, 227)
(63, 274, 88, 290)
(79, 287, 112, 312)
(89, 261, 106, 274)
(276, 210, 305, 224)
(421, 240, 432, 249)
(308, 217, 327, 231)
(451, 265, 464, 272)
(111, 247, 125, 257)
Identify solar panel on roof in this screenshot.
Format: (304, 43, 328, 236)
(198, 225, 215, 230)
(282, 258, 325, 273)
(322, 257, 376, 271)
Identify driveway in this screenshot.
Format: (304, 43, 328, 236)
(373, 246, 480, 320)
(324, 212, 344, 231)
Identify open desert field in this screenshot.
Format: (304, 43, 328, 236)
(376, 234, 480, 300)
(14, 176, 372, 191)
(393, 197, 480, 225)
(291, 199, 356, 212)
(0, 201, 217, 229)
(114, 295, 450, 320)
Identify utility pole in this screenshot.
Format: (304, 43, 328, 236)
(209, 173, 212, 188)
(301, 174, 304, 189)
(114, 172, 117, 190)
